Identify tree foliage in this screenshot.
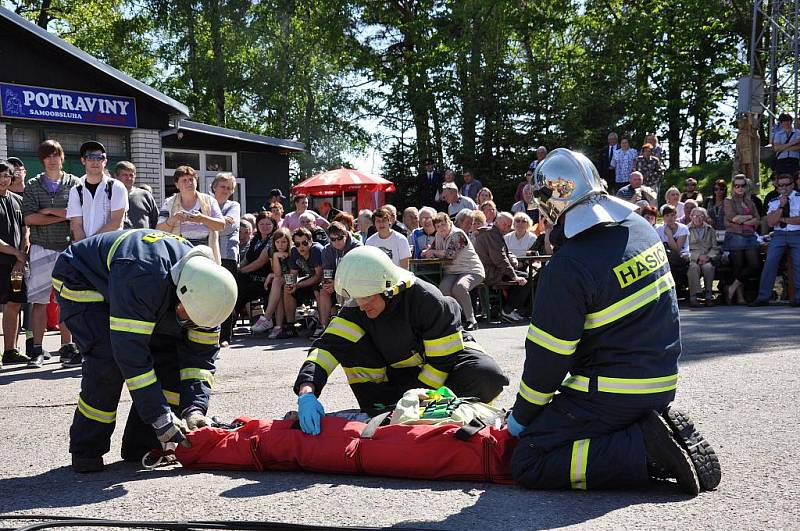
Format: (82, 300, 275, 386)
(5, 0, 749, 205)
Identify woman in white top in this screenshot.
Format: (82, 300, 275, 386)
(504, 212, 537, 258)
(157, 165, 225, 262)
(663, 186, 685, 220)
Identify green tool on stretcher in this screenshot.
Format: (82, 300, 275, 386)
(420, 386, 457, 419)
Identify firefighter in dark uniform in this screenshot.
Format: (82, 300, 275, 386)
(52, 229, 237, 472)
(293, 245, 508, 434)
(507, 149, 721, 496)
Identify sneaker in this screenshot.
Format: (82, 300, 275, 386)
(662, 407, 721, 491)
(61, 351, 83, 369)
(3, 348, 30, 364)
(310, 325, 325, 339)
(251, 316, 273, 334)
(640, 410, 700, 496)
(464, 321, 479, 331)
(277, 326, 298, 339)
(501, 309, 525, 322)
(58, 343, 79, 363)
(72, 455, 104, 473)
(26, 346, 45, 368)
(219, 341, 230, 348)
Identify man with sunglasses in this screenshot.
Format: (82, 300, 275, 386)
(750, 174, 800, 307)
(282, 227, 324, 338)
(51, 228, 237, 472)
(316, 222, 362, 338)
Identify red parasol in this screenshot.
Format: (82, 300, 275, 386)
(291, 168, 396, 197)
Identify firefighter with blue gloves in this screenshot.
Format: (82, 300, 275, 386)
(294, 245, 508, 434)
(52, 229, 237, 472)
(508, 149, 721, 496)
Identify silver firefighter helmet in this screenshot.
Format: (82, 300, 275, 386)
(533, 148, 636, 238)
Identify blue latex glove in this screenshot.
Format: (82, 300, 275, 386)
(506, 413, 526, 438)
(298, 393, 325, 435)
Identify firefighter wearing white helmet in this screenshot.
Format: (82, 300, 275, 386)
(52, 229, 237, 472)
(294, 245, 508, 435)
(508, 148, 720, 496)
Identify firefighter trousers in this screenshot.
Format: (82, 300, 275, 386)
(63, 302, 179, 459)
(511, 391, 670, 490)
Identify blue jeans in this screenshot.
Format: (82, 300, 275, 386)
(757, 230, 800, 302)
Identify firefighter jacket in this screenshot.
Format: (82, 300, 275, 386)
(52, 229, 219, 424)
(511, 214, 681, 426)
(294, 279, 477, 415)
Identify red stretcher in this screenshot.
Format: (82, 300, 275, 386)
(175, 416, 518, 484)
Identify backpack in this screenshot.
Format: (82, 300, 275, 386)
(76, 180, 114, 207)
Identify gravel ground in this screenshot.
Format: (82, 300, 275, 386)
(0, 304, 798, 530)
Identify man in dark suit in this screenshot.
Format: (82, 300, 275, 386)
(417, 158, 442, 208)
(599, 132, 619, 192)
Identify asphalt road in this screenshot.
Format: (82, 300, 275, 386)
(1, 304, 799, 530)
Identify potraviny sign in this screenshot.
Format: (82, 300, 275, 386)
(0, 83, 137, 128)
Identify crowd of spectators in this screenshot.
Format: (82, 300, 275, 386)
(2, 127, 799, 368)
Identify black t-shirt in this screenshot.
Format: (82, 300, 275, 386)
(84, 181, 100, 197)
(0, 192, 24, 264)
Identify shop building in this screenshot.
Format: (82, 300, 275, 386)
(0, 7, 304, 211)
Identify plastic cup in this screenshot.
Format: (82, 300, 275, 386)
(323, 269, 334, 281)
(10, 271, 22, 293)
(284, 273, 296, 287)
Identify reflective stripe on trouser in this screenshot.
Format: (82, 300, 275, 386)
(561, 374, 678, 395)
(511, 392, 666, 490)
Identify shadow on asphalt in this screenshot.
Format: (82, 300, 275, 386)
(0, 364, 81, 385)
(679, 306, 800, 361)
(216, 470, 692, 530)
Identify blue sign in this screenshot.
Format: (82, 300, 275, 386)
(0, 83, 137, 129)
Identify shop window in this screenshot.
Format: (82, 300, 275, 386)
(206, 153, 233, 172)
(8, 127, 39, 153)
(96, 133, 129, 157)
(45, 132, 85, 154)
(164, 150, 200, 171)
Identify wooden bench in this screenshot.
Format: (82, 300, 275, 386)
(475, 281, 520, 323)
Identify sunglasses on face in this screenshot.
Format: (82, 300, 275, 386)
(294, 240, 310, 247)
(329, 235, 345, 242)
(84, 153, 106, 161)
(733, 183, 746, 189)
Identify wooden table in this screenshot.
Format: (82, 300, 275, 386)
(516, 254, 553, 312)
(409, 258, 451, 285)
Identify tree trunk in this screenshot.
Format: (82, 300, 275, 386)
(36, 0, 52, 29)
(207, 0, 226, 125)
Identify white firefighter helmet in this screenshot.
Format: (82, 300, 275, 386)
(171, 245, 237, 328)
(334, 245, 415, 299)
(534, 148, 636, 237)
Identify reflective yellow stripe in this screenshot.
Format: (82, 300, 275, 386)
(163, 389, 180, 406)
(597, 374, 678, 394)
(423, 331, 464, 357)
(418, 363, 448, 388)
(518, 380, 554, 406)
(325, 317, 365, 343)
(391, 352, 423, 369)
(385, 278, 415, 297)
(125, 369, 157, 391)
(343, 365, 387, 385)
(77, 396, 117, 424)
(613, 242, 668, 288)
(584, 273, 675, 329)
(306, 348, 339, 375)
(462, 340, 485, 353)
(106, 230, 138, 269)
(187, 329, 220, 345)
(59, 286, 105, 303)
(562, 374, 590, 392)
(110, 316, 156, 335)
(526, 324, 579, 355)
(180, 368, 215, 387)
(570, 439, 590, 490)
(52, 278, 64, 292)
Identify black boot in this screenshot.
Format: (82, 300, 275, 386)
(662, 407, 721, 491)
(640, 410, 700, 496)
(72, 455, 104, 473)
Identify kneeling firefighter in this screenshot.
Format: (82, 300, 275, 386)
(507, 148, 721, 495)
(293, 245, 508, 434)
(52, 229, 237, 472)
